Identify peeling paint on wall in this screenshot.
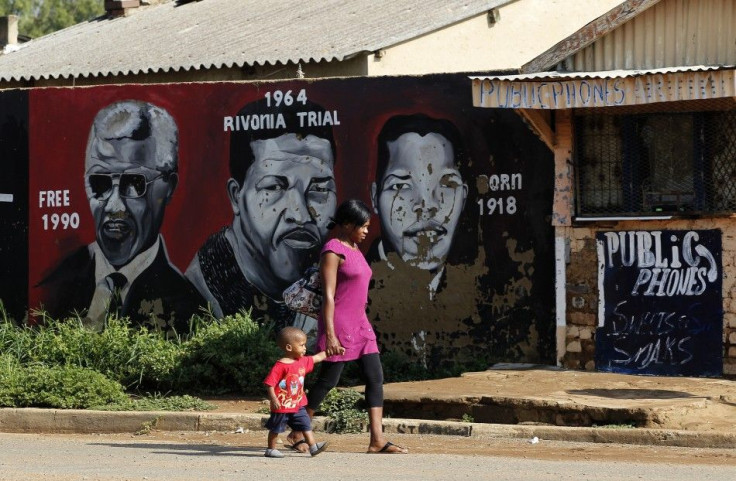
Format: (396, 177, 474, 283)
(1, 74, 556, 372)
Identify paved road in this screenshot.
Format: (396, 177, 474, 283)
(1, 432, 735, 481)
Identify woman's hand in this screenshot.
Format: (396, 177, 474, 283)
(325, 334, 344, 357)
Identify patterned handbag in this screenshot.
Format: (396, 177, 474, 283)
(282, 266, 322, 318)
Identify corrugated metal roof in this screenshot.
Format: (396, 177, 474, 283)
(0, 0, 511, 82)
(471, 64, 735, 81)
(562, 0, 736, 71)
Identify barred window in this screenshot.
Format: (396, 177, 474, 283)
(575, 110, 736, 217)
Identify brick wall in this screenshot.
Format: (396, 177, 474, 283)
(561, 219, 736, 376)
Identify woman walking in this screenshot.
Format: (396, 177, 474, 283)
(289, 199, 408, 454)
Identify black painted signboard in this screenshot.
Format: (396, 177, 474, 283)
(595, 230, 722, 376)
(0, 90, 29, 323)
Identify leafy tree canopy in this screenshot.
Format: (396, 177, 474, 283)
(0, 0, 105, 39)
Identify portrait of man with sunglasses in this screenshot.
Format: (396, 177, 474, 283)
(186, 97, 337, 334)
(38, 100, 204, 334)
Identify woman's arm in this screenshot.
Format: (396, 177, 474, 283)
(320, 250, 343, 356)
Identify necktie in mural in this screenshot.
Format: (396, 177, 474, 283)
(84, 272, 128, 331)
(106, 272, 127, 314)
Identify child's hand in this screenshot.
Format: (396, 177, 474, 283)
(313, 346, 345, 363)
(270, 399, 281, 411)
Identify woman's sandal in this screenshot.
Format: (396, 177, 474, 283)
(367, 441, 408, 454)
(288, 439, 309, 453)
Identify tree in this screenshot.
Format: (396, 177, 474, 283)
(0, 0, 105, 39)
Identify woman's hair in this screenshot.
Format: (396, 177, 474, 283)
(328, 199, 371, 229)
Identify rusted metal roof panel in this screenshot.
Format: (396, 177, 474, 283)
(562, 0, 736, 71)
(471, 65, 736, 109)
(472, 64, 734, 81)
(0, 0, 511, 82)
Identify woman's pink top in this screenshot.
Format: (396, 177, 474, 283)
(317, 238, 379, 362)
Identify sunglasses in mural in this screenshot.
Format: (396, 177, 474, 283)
(86, 172, 165, 200)
(36, 100, 205, 336)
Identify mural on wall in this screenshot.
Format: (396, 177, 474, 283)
(36, 101, 205, 334)
(368, 113, 486, 367)
(186, 97, 337, 333)
(14, 74, 555, 369)
(0, 90, 29, 324)
(595, 230, 723, 376)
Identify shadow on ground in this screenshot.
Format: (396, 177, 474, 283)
(566, 389, 698, 400)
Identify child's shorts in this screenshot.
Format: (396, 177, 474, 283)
(265, 406, 312, 434)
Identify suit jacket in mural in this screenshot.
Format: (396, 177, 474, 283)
(186, 227, 296, 330)
(366, 239, 539, 369)
(37, 241, 204, 335)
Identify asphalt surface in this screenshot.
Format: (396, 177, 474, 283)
(3, 432, 736, 481)
(2, 365, 735, 449)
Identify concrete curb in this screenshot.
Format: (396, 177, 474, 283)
(464, 423, 736, 449)
(2, 408, 735, 449)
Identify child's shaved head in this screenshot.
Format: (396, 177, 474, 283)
(277, 326, 306, 350)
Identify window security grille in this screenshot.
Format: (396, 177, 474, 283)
(575, 110, 736, 217)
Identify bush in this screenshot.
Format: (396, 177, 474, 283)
(316, 388, 368, 434)
(379, 350, 435, 383)
(4, 309, 484, 410)
(173, 312, 281, 395)
(1, 315, 183, 391)
(0, 310, 280, 400)
(0, 354, 23, 407)
(0, 317, 33, 363)
(318, 387, 364, 414)
(331, 350, 475, 387)
(0, 357, 129, 409)
(92, 317, 181, 389)
(21, 365, 130, 409)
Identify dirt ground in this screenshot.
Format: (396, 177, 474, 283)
(182, 396, 736, 465)
(140, 427, 736, 466)
(203, 365, 736, 433)
(171, 368, 736, 465)
(378, 368, 736, 431)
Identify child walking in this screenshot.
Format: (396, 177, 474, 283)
(263, 326, 333, 458)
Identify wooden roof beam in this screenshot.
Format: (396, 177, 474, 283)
(520, 0, 662, 74)
(517, 108, 556, 151)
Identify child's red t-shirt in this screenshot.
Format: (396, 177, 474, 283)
(263, 356, 315, 413)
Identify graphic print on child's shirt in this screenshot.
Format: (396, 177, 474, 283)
(277, 370, 305, 409)
(264, 356, 314, 413)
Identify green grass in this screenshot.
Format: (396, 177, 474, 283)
(95, 394, 216, 412)
(592, 423, 636, 429)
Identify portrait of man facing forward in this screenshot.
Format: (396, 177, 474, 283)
(368, 113, 488, 368)
(370, 113, 469, 282)
(186, 97, 338, 332)
(38, 100, 204, 335)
